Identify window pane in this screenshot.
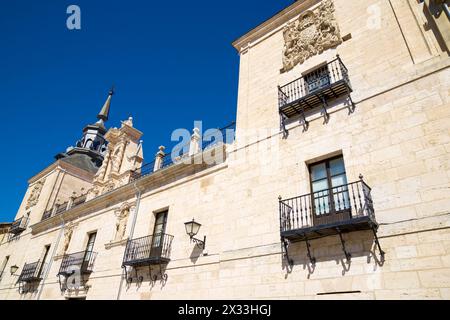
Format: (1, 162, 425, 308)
(311, 163, 327, 181)
(331, 174, 348, 188)
(152, 234, 162, 247)
(312, 179, 329, 193)
(155, 213, 165, 225)
(86, 233, 96, 252)
(333, 187, 351, 211)
(154, 224, 164, 235)
(330, 158, 345, 176)
(314, 192, 330, 215)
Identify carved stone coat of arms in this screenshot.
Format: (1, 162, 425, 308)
(26, 179, 45, 210)
(281, 0, 342, 72)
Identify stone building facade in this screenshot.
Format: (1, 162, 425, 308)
(0, 0, 449, 300)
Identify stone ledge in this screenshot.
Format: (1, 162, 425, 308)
(105, 238, 128, 250)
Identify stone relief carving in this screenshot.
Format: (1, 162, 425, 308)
(113, 203, 132, 242)
(103, 182, 116, 194)
(26, 179, 46, 210)
(60, 222, 75, 255)
(281, 0, 342, 72)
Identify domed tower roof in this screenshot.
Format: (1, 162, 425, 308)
(55, 87, 115, 173)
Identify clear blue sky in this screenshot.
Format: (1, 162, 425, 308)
(0, 0, 293, 222)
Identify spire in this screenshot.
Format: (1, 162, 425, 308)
(97, 86, 114, 122)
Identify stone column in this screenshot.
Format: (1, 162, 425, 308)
(95, 148, 112, 182)
(153, 146, 166, 172)
(189, 127, 201, 156)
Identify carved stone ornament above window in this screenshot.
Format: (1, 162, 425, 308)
(281, 0, 342, 73)
(26, 179, 46, 210)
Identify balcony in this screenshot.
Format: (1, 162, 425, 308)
(279, 178, 377, 240)
(279, 178, 384, 264)
(17, 260, 45, 283)
(9, 216, 29, 235)
(278, 55, 354, 122)
(57, 250, 97, 277)
(123, 233, 174, 267)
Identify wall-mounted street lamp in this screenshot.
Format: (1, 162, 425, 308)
(184, 218, 206, 250)
(10, 265, 19, 276)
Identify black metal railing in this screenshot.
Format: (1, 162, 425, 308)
(10, 216, 29, 235)
(122, 233, 174, 267)
(130, 122, 236, 183)
(278, 56, 350, 109)
(54, 202, 68, 215)
(279, 179, 374, 234)
(58, 250, 97, 276)
(17, 260, 45, 283)
(42, 209, 53, 221)
(202, 122, 236, 150)
(278, 56, 354, 123)
(41, 195, 87, 221)
(71, 194, 87, 208)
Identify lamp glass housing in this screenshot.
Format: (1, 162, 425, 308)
(10, 265, 19, 275)
(184, 219, 201, 238)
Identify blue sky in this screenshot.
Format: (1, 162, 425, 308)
(0, 0, 293, 222)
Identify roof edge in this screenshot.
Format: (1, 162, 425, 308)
(231, 0, 319, 53)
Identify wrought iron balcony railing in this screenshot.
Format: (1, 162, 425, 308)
(54, 202, 68, 215)
(17, 260, 45, 283)
(9, 216, 29, 235)
(57, 250, 97, 276)
(41, 209, 53, 221)
(130, 122, 236, 183)
(279, 178, 377, 241)
(278, 55, 354, 121)
(71, 194, 87, 208)
(122, 233, 174, 267)
(41, 194, 88, 221)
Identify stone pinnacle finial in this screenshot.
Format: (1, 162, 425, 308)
(97, 86, 114, 122)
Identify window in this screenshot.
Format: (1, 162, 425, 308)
(83, 232, 97, 265)
(85, 232, 97, 253)
(304, 65, 330, 94)
(38, 245, 51, 275)
(151, 211, 168, 253)
(0, 256, 10, 281)
(309, 156, 351, 225)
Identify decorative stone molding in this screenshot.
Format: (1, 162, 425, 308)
(105, 237, 129, 250)
(113, 205, 130, 242)
(90, 117, 143, 198)
(281, 0, 342, 72)
(26, 179, 46, 210)
(58, 222, 77, 256)
(103, 182, 116, 194)
(189, 128, 201, 156)
(154, 146, 166, 172)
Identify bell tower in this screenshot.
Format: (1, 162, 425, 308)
(55, 87, 114, 174)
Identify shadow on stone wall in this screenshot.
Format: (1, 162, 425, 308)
(282, 230, 385, 279)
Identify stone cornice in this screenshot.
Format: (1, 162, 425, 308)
(232, 0, 319, 53)
(28, 160, 94, 185)
(30, 144, 228, 235)
(121, 123, 143, 142)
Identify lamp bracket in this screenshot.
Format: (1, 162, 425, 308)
(191, 235, 206, 250)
